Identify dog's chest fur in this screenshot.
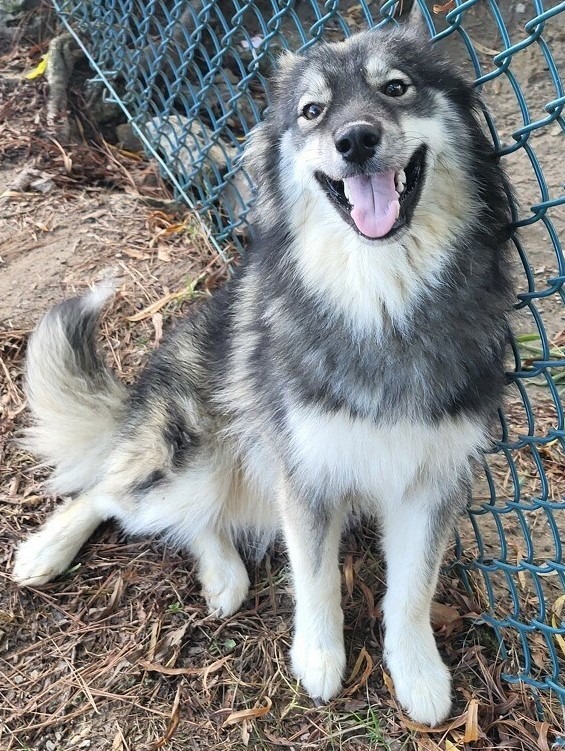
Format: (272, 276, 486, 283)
(226, 230, 507, 427)
(212, 227, 506, 505)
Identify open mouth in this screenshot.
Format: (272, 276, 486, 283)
(315, 145, 427, 240)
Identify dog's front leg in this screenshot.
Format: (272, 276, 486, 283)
(279, 484, 347, 702)
(380, 483, 462, 726)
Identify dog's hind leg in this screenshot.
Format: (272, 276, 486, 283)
(380, 482, 465, 726)
(280, 485, 347, 702)
(104, 447, 251, 618)
(191, 528, 250, 618)
(13, 491, 109, 587)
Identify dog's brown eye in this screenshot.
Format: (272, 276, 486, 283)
(383, 80, 408, 98)
(302, 103, 324, 120)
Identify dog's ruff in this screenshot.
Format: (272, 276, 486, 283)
(13, 20, 514, 727)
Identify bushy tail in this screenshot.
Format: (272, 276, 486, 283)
(24, 285, 128, 494)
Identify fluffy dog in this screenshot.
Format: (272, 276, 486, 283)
(13, 15, 514, 726)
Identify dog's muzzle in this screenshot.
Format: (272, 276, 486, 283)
(315, 145, 427, 241)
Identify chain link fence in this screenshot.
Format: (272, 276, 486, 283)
(50, 0, 565, 707)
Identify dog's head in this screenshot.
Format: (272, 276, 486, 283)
(246, 19, 502, 246)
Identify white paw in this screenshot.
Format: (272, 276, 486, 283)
(385, 636, 452, 726)
(13, 532, 76, 588)
(291, 631, 346, 702)
(200, 558, 250, 618)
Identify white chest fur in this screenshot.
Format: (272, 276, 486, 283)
(285, 405, 487, 507)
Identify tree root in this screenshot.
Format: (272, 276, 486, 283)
(45, 31, 83, 142)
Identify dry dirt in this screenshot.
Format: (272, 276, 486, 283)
(1, 4, 564, 750)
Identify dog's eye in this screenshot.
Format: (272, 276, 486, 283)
(302, 103, 324, 120)
(383, 80, 408, 98)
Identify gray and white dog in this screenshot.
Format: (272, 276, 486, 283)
(13, 13, 514, 726)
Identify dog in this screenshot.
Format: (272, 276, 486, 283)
(12, 13, 514, 726)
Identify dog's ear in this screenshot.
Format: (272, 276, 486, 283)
(271, 49, 301, 103)
(276, 49, 300, 75)
(394, 0, 429, 34)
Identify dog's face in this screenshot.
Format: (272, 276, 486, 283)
(257, 26, 479, 243)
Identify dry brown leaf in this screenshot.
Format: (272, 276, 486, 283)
(358, 580, 377, 618)
(122, 248, 149, 260)
(147, 620, 160, 663)
(49, 137, 73, 174)
(463, 698, 480, 742)
(535, 721, 550, 751)
(344, 647, 373, 696)
(430, 601, 461, 627)
(111, 730, 123, 751)
(111, 724, 129, 751)
(347, 645, 367, 685)
(433, 0, 455, 12)
(127, 290, 185, 321)
(344, 554, 354, 598)
(222, 697, 272, 727)
(551, 594, 565, 658)
(382, 667, 396, 698)
(138, 655, 228, 676)
(154, 684, 182, 748)
(416, 738, 443, 751)
(92, 574, 125, 621)
(241, 718, 251, 746)
(152, 312, 163, 348)
(162, 221, 188, 236)
(400, 712, 468, 734)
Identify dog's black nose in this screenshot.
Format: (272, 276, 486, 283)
(335, 124, 382, 164)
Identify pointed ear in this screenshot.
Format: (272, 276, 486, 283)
(271, 48, 301, 103)
(394, 0, 429, 35)
(276, 48, 300, 75)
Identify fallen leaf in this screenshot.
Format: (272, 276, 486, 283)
(344, 647, 373, 696)
(138, 655, 228, 676)
(551, 594, 565, 658)
(222, 697, 272, 726)
(154, 684, 182, 747)
(152, 312, 163, 348)
(382, 668, 396, 698)
(122, 248, 149, 260)
(25, 54, 49, 79)
(344, 554, 354, 598)
(463, 698, 480, 742)
(241, 718, 250, 746)
(535, 721, 550, 751)
(127, 290, 184, 321)
(433, 0, 455, 13)
(431, 601, 462, 628)
(400, 712, 468, 734)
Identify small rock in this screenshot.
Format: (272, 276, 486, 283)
(30, 176, 56, 193)
(116, 122, 143, 152)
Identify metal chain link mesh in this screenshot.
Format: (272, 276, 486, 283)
(50, 0, 565, 705)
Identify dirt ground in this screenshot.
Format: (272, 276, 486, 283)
(1, 2, 564, 750)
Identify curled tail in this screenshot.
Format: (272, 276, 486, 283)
(24, 285, 127, 495)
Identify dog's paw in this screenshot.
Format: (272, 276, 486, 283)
(385, 637, 452, 726)
(13, 533, 74, 588)
(200, 557, 250, 618)
(291, 631, 346, 702)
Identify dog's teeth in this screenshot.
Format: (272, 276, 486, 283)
(395, 169, 406, 192)
(343, 183, 352, 204)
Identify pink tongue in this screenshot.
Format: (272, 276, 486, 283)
(344, 172, 399, 239)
